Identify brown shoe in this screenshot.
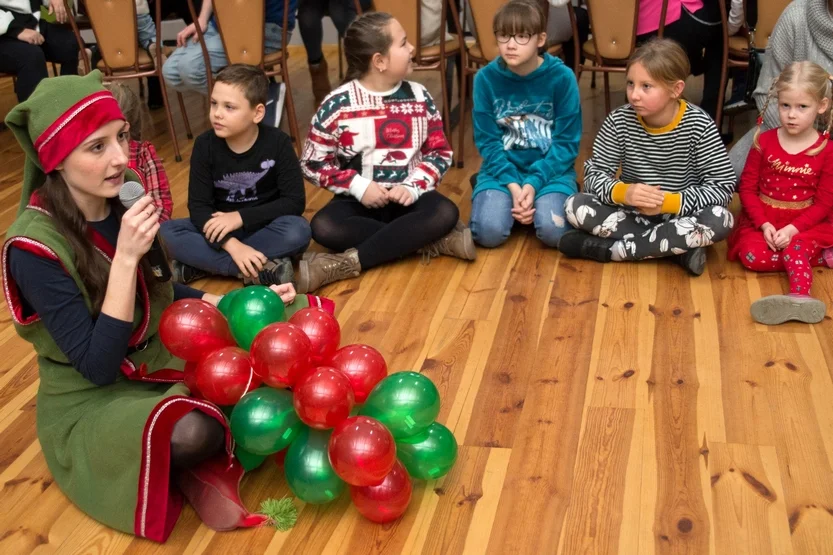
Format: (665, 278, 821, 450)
(296, 249, 361, 293)
(419, 221, 477, 262)
(309, 58, 332, 106)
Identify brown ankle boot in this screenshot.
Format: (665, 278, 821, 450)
(309, 58, 332, 106)
(296, 248, 361, 293)
(419, 221, 477, 262)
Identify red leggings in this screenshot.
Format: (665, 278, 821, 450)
(736, 235, 825, 295)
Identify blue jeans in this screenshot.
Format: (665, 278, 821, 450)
(136, 13, 156, 50)
(162, 21, 287, 95)
(469, 189, 570, 248)
(160, 215, 311, 276)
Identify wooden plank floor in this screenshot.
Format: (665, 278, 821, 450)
(0, 46, 831, 554)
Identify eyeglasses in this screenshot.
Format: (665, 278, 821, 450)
(495, 32, 533, 45)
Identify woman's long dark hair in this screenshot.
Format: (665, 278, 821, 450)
(343, 12, 395, 83)
(40, 173, 158, 317)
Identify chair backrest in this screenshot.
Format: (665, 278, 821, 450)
(753, 0, 791, 50)
(82, 0, 140, 70)
(213, 0, 267, 66)
(371, 0, 422, 53)
(585, 0, 640, 61)
(467, 0, 504, 62)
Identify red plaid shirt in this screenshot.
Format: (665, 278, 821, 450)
(128, 140, 173, 222)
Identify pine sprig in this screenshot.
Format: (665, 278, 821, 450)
(260, 497, 298, 532)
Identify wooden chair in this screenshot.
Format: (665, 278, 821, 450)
(358, 0, 467, 168)
(715, 0, 791, 132)
(576, 0, 668, 114)
(69, 0, 192, 161)
(186, 0, 301, 153)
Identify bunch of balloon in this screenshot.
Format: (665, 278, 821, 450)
(157, 298, 459, 524)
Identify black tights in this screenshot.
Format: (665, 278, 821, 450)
(170, 410, 225, 469)
(310, 190, 459, 269)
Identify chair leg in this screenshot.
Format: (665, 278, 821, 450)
(177, 92, 193, 139)
(603, 72, 611, 114)
(157, 75, 183, 162)
(281, 64, 302, 156)
(457, 65, 467, 169)
(139, 78, 145, 99)
(591, 71, 597, 89)
(438, 60, 452, 163)
(338, 37, 344, 81)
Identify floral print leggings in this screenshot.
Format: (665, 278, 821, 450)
(564, 193, 734, 261)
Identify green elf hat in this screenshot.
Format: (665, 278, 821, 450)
(5, 70, 132, 216)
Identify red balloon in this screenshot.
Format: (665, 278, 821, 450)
(328, 344, 388, 403)
(183, 361, 202, 398)
(328, 416, 396, 486)
(159, 299, 235, 362)
(195, 346, 261, 406)
(288, 308, 341, 366)
(250, 323, 312, 388)
(350, 460, 412, 523)
(293, 367, 355, 429)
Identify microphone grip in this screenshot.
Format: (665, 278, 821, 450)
(146, 237, 172, 282)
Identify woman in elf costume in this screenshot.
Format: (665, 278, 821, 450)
(1, 71, 332, 542)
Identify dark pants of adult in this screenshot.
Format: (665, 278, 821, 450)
(0, 22, 79, 102)
(298, 0, 371, 64)
(310, 190, 459, 269)
(638, 6, 722, 119)
(562, 6, 589, 74)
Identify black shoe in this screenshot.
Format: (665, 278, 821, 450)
(469, 173, 478, 190)
(171, 260, 209, 284)
(671, 247, 706, 276)
(242, 257, 294, 286)
(558, 230, 614, 263)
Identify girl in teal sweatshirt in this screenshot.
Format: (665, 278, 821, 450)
(470, 0, 582, 248)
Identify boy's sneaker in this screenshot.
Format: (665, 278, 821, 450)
(171, 260, 209, 285)
(418, 221, 477, 262)
(750, 294, 826, 325)
(242, 257, 294, 287)
(558, 230, 614, 263)
(671, 247, 707, 276)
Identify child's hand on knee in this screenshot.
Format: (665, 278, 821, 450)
(773, 224, 798, 250)
(625, 184, 664, 209)
(388, 186, 415, 206)
(761, 222, 778, 251)
(361, 182, 390, 209)
(226, 241, 267, 278)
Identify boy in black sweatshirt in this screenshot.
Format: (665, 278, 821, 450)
(161, 64, 310, 285)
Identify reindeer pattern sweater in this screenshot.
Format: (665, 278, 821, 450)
(300, 79, 453, 203)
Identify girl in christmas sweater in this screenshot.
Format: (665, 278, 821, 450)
(728, 61, 833, 325)
(298, 12, 476, 294)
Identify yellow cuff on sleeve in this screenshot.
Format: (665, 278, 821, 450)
(661, 193, 682, 214)
(611, 182, 630, 204)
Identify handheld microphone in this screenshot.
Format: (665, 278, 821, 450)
(119, 181, 172, 282)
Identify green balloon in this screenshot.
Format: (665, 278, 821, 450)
(230, 388, 301, 456)
(235, 444, 268, 472)
(217, 288, 243, 317)
(360, 371, 440, 439)
(396, 422, 458, 480)
(226, 286, 286, 349)
(284, 427, 346, 504)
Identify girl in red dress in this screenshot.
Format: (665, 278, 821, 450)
(728, 61, 833, 324)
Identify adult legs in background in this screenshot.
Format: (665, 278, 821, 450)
(162, 22, 228, 95)
(39, 21, 80, 76)
(0, 37, 49, 101)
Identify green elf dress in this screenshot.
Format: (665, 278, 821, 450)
(2, 71, 331, 542)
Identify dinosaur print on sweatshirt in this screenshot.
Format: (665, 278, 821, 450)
(214, 159, 276, 202)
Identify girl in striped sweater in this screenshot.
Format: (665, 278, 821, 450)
(560, 39, 736, 276)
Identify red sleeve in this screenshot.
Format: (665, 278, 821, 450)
(792, 143, 833, 232)
(738, 135, 769, 229)
(134, 141, 173, 222)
